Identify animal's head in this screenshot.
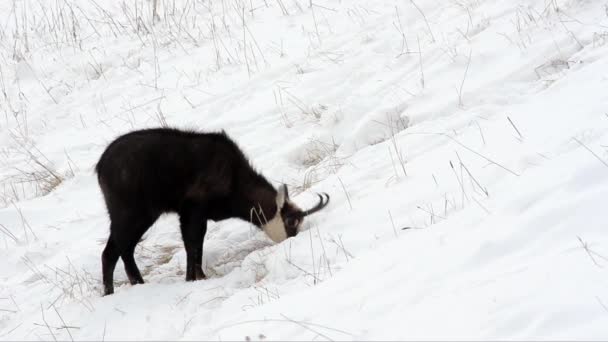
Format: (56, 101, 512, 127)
(262, 184, 330, 243)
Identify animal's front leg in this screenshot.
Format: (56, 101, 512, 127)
(179, 203, 206, 282)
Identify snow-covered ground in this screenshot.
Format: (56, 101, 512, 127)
(1, 0, 608, 340)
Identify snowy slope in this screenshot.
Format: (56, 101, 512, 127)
(1, 0, 608, 340)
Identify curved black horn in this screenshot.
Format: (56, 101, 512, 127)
(302, 193, 330, 216)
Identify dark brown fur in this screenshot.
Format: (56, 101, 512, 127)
(96, 128, 307, 295)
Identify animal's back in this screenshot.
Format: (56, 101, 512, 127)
(96, 128, 246, 211)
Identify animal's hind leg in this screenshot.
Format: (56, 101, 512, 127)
(113, 214, 157, 286)
(194, 219, 207, 280)
(195, 249, 205, 280)
(120, 224, 151, 285)
(122, 243, 145, 285)
(102, 233, 120, 296)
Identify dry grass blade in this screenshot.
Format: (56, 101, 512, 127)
(216, 316, 353, 340)
(40, 304, 57, 342)
(577, 236, 605, 268)
(337, 176, 352, 210)
(417, 35, 425, 88)
(285, 258, 320, 283)
(458, 49, 472, 107)
(450, 160, 469, 205)
(456, 152, 489, 197)
(393, 6, 410, 56)
(597, 296, 608, 314)
(507, 116, 523, 139)
(309, 229, 317, 285)
(316, 226, 332, 277)
(51, 304, 74, 341)
(7, 131, 68, 199)
(0, 323, 23, 338)
(573, 137, 608, 169)
(441, 133, 519, 176)
(280, 313, 333, 341)
(310, 0, 322, 45)
(388, 210, 398, 237)
(474, 121, 486, 145)
(409, 0, 435, 42)
(12, 202, 37, 241)
(0, 223, 20, 244)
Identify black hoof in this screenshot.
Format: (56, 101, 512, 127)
(127, 275, 145, 285)
(195, 268, 206, 280)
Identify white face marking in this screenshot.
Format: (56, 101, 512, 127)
(262, 211, 287, 243)
(261, 188, 289, 243)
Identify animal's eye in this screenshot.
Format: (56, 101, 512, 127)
(286, 217, 299, 227)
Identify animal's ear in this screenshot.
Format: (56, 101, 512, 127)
(276, 184, 288, 209)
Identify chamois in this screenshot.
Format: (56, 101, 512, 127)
(96, 128, 329, 295)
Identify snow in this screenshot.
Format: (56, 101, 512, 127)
(1, 0, 608, 340)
